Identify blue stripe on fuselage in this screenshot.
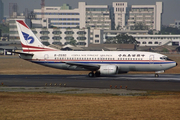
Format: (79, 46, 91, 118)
(31, 61, 175, 65)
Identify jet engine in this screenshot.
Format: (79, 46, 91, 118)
(99, 65, 118, 75)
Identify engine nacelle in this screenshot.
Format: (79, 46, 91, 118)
(99, 65, 118, 75)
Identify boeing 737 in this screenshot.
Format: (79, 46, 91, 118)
(14, 20, 177, 77)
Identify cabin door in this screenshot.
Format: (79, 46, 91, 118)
(44, 54, 49, 60)
(149, 55, 154, 64)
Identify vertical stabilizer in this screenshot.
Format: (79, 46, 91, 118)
(16, 20, 57, 52)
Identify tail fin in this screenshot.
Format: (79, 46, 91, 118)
(16, 20, 57, 52)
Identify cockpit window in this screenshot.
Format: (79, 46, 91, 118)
(160, 56, 173, 61)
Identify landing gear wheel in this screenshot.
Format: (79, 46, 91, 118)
(88, 72, 94, 77)
(95, 71, 100, 77)
(155, 74, 159, 77)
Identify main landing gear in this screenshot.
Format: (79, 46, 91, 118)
(88, 71, 94, 77)
(88, 71, 100, 77)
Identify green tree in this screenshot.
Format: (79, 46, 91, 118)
(115, 33, 137, 44)
(105, 34, 137, 44)
(104, 37, 117, 44)
(69, 38, 77, 46)
(131, 22, 149, 30)
(159, 26, 180, 35)
(116, 25, 121, 30)
(162, 48, 169, 52)
(0, 23, 9, 33)
(42, 42, 50, 46)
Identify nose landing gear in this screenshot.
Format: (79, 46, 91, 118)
(155, 73, 159, 77)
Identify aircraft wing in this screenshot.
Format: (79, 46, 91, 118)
(63, 62, 100, 71)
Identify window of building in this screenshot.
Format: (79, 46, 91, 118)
(95, 35, 99, 38)
(77, 31, 86, 35)
(95, 40, 99, 43)
(52, 31, 62, 35)
(65, 36, 74, 40)
(40, 31, 50, 34)
(52, 36, 62, 40)
(64, 31, 74, 34)
(148, 41, 152, 44)
(154, 41, 158, 44)
(40, 36, 49, 40)
(142, 41, 146, 44)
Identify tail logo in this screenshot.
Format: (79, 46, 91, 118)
(22, 32, 34, 44)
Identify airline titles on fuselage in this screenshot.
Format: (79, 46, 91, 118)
(53, 53, 149, 61)
(54, 54, 113, 60)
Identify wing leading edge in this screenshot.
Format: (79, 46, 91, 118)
(63, 62, 100, 71)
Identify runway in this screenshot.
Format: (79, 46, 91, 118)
(1, 74, 180, 91)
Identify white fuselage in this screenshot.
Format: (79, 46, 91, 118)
(20, 51, 177, 73)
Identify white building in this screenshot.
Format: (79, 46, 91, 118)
(112, 2, 127, 30)
(104, 33, 180, 47)
(31, 2, 112, 45)
(7, 13, 26, 41)
(174, 20, 180, 29)
(32, 4, 81, 29)
(83, 2, 111, 44)
(84, 3, 111, 30)
(127, 2, 163, 31)
(33, 28, 90, 47)
(133, 35, 180, 46)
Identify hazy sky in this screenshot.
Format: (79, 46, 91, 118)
(2, 0, 180, 25)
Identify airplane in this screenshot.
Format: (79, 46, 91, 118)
(14, 20, 177, 77)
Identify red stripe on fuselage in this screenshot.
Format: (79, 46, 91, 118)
(21, 43, 57, 52)
(23, 49, 57, 52)
(25, 59, 169, 62)
(21, 43, 44, 49)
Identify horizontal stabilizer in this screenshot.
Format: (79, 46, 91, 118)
(8, 51, 34, 56)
